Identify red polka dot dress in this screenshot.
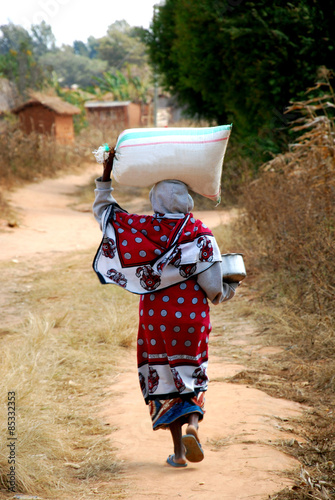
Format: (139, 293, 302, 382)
(137, 277, 211, 429)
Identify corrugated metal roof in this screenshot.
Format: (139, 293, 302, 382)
(12, 92, 80, 115)
(85, 101, 131, 108)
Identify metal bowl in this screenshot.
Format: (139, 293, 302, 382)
(221, 253, 246, 283)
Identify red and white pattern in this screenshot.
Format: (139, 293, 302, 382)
(137, 277, 211, 402)
(93, 205, 220, 414)
(93, 206, 222, 294)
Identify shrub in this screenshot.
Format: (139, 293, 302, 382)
(0, 117, 81, 186)
(240, 69, 335, 346)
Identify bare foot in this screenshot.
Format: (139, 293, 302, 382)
(186, 424, 200, 442)
(183, 424, 204, 463)
(170, 454, 187, 465)
(166, 454, 188, 468)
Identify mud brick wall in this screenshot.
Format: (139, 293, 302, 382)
(127, 103, 141, 128)
(54, 114, 75, 143)
(17, 104, 75, 143)
(19, 104, 55, 135)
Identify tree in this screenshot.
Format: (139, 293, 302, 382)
(87, 36, 100, 59)
(0, 23, 48, 96)
(146, 0, 335, 137)
(40, 46, 108, 88)
(73, 40, 89, 58)
(97, 20, 148, 69)
(31, 21, 56, 56)
(0, 23, 31, 54)
(0, 20, 152, 102)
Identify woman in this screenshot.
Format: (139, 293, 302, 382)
(93, 149, 238, 468)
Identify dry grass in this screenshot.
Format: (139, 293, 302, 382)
(0, 119, 120, 188)
(0, 118, 120, 229)
(0, 119, 79, 187)
(0, 191, 15, 226)
(0, 251, 138, 498)
(0, 114, 153, 235)
(268, 411, 335, 500)
(238, 68, 335, 367)
(229, 69, 335, 499)
(209, 279, 335, 499)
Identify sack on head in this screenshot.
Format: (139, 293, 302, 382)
(111, 125, 232, 203)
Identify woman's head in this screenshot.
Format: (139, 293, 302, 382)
(149, 180, 194, 214)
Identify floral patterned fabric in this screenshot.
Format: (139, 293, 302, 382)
(149, 393, 206, 430)
(93, 206, 222, 294)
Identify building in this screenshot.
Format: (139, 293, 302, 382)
(12, 93, 80, 143)
(85, 101, 150, 129)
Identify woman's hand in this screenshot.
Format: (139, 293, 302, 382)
(102, 147, 115, 182)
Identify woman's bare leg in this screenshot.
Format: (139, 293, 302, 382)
(187, 412, 199, 432)
(186, 412, 200, 442)
(169, 418, 187, 464)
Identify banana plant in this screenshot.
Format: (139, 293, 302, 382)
(94, 70, 130, 100)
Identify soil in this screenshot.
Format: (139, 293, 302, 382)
(0, 165, 304, 499)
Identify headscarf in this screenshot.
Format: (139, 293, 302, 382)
(149, 180, 194, 214)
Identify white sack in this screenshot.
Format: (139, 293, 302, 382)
(112, 125, 232, 202)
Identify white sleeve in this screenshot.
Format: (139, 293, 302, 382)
(197, 262, 238, 305)
(92, 177, 118, 229)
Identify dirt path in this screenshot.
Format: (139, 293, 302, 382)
(0, 166, 102, 262)
(0, 166, 303, 499)
(103, 353, 302, 499)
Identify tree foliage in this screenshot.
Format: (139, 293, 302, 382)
(97, 20, 148, 69)
(93, 67, 149, 102)
(40, 46, 108, 88)
(30, 22, 56, 56)
(0, 23, 48, 95)
(0, 19, 150, 96)
(146, 0, 335, 137)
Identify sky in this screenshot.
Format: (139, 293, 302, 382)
(0, 0, 161, 46)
